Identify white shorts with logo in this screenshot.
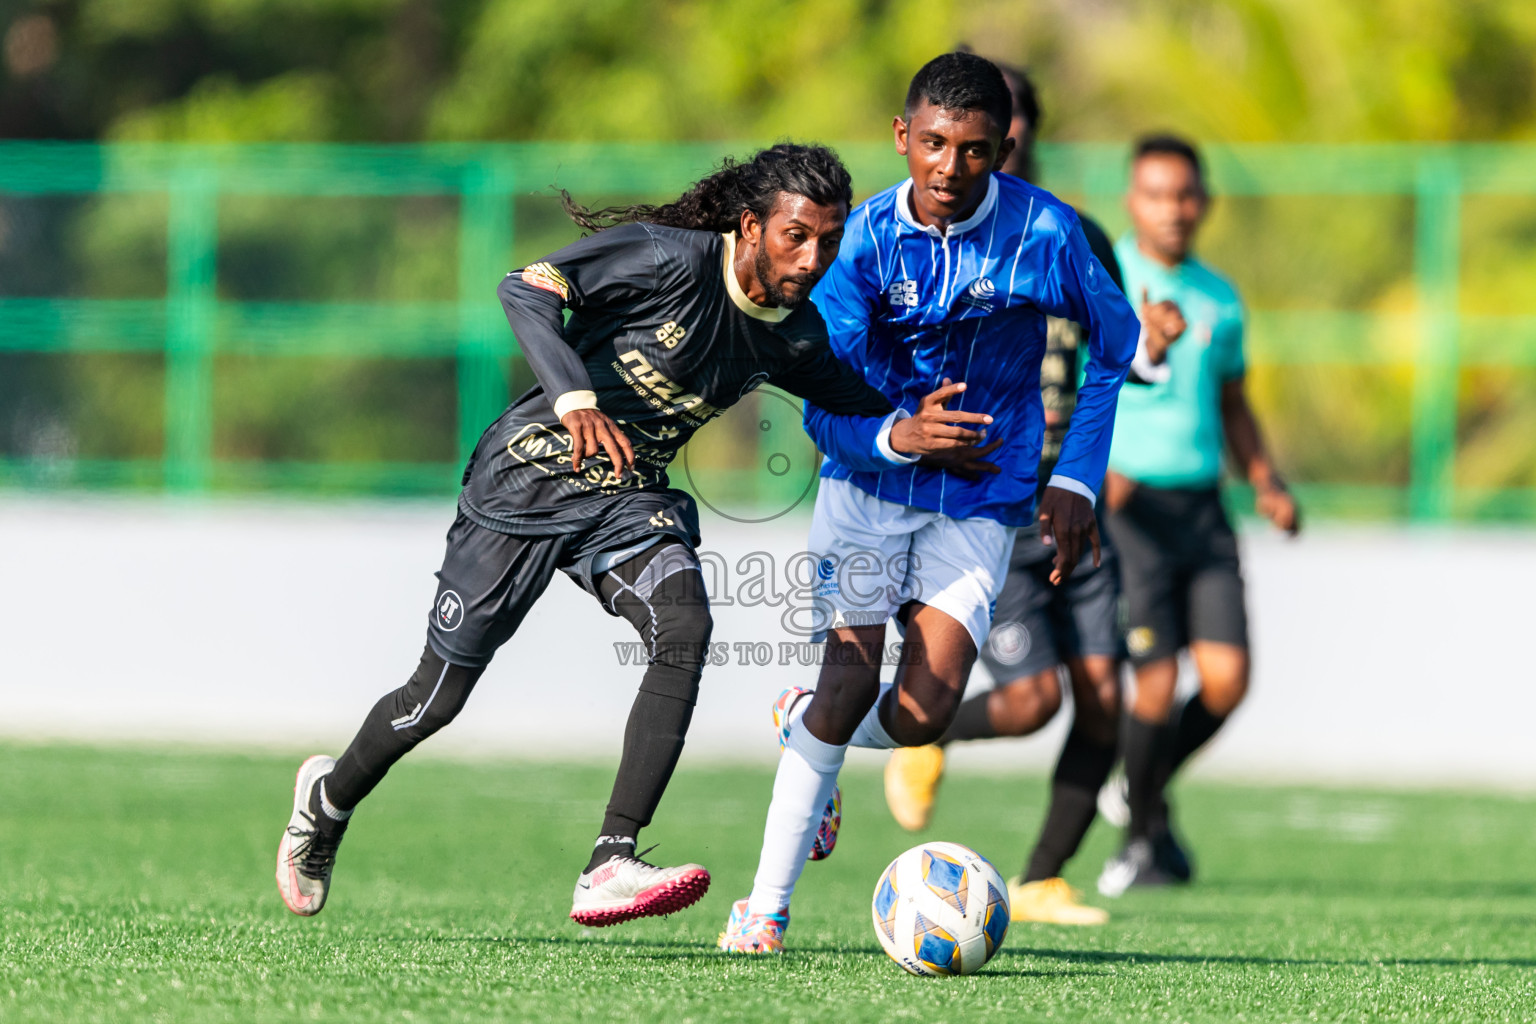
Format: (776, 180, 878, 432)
(805, 477, 1016, 653)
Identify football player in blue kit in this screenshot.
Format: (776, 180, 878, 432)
(720, 52, 1140, 953)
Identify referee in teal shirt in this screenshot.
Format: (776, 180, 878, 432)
(1097, 135, 1300, 897)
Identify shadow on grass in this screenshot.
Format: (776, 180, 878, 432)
(390, 934, 1110, 975)
(384, 934, 830, 960)
(1202, 877, 1536, 901)
(1002, 947, 1536, 969)
(979, 966, 1112, 978)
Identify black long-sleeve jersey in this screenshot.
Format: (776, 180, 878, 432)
(459, 222, 894, 541)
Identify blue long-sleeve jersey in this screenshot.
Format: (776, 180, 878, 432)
(802, 173, 1139, 527)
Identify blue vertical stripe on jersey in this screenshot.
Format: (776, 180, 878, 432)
(803, 173, 1138, 527)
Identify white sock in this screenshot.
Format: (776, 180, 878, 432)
(746, 721, 847, 915)
(848, 683, 898, 749)
(318, 780, 353, 822)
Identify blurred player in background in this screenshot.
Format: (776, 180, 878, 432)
(1096, 134, 1300, 896)
(719, 52, 1139, 954)
(273, 144, 975, 928)
(881, 60, 1184, 926)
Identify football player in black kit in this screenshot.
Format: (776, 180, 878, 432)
(275, 144, 993, 928)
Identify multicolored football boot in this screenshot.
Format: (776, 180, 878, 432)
(813, 785, 842, 862)
(772, 687, 841, 861)
(717, 898, 789, 953)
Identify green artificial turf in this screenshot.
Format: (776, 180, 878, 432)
(2, 743, 1533, 1023)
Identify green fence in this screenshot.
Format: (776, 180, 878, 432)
(2, 142, 1535, 520)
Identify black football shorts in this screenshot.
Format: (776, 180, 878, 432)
(1105, 484, 1247, 667)
(977, 526, 1122, 683)
(426, 492, 697, 668)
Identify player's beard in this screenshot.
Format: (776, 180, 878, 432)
(754, 244, 816, 309)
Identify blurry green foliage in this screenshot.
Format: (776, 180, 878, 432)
(3, 0, 1536, 506)
(18, 0, 1530, 146)
(211, 355, 457, 462)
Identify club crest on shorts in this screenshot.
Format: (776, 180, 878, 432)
(435, 590, 464, 632)
(987, 621, 1031, 665)
(814, 556, 839, 597)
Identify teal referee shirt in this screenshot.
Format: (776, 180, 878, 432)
(1108, 237, 1246, 488)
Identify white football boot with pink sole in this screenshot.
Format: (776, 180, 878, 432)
(275, 754, 346, 916)
(570, 853, 710, 927)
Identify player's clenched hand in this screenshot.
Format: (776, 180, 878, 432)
(560, 408, 635, 477)
(1140, 288, 1187, 365)
(1037, 486, 1101, 586)
(917, 437, 1005, 481)
(889, 379, 995, 456)
(1256, 481, 1300, 537)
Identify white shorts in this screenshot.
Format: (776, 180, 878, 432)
(804, 478, 1016, 653)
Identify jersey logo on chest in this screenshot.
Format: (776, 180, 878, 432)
(959, 278, 996, 312)
(655, 320, 687, 348)
(616, 348, 720, 426)
(887, 280, 919, 309)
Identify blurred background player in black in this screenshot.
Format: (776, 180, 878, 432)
(881, 60, 1186, 925)
(1094, 135, 1300, 897)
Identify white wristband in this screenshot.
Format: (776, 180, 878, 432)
(1045, 474, 1097, 504)
(875, 409, 920, 465)
(552, 390, 599, 420)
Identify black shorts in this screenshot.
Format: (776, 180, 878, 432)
(1105, 484, 1247, 666)
(977, 529, 1122, 683)
(427, 492, 698, 668)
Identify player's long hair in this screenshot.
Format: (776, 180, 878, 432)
(560, 143, 853, 234)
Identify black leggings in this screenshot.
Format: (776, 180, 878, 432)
(324, 544, 713, 841)
(594, 547, 713, 838)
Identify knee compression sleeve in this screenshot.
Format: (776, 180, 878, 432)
(325, 645, 484, 809)
(604, 545, 713, 702)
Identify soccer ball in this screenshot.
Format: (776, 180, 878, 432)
(871, 841, 1010, 977)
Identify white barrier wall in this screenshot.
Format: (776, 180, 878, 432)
(2, 494, 1532, 787)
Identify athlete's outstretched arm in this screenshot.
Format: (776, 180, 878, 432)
(789, 208, 920, 472)
(1039, 214, 1138, 497)
(1033, 212, 1139, 582)
(497, 226, 656, 472)
(770, 342, 910, 472)
(1078, 212, 1125, 295)
(798, 375, 999, 474)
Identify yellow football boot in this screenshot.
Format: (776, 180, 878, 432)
(883, 744, 946, 831)
(1008, 877, 1110, 925)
